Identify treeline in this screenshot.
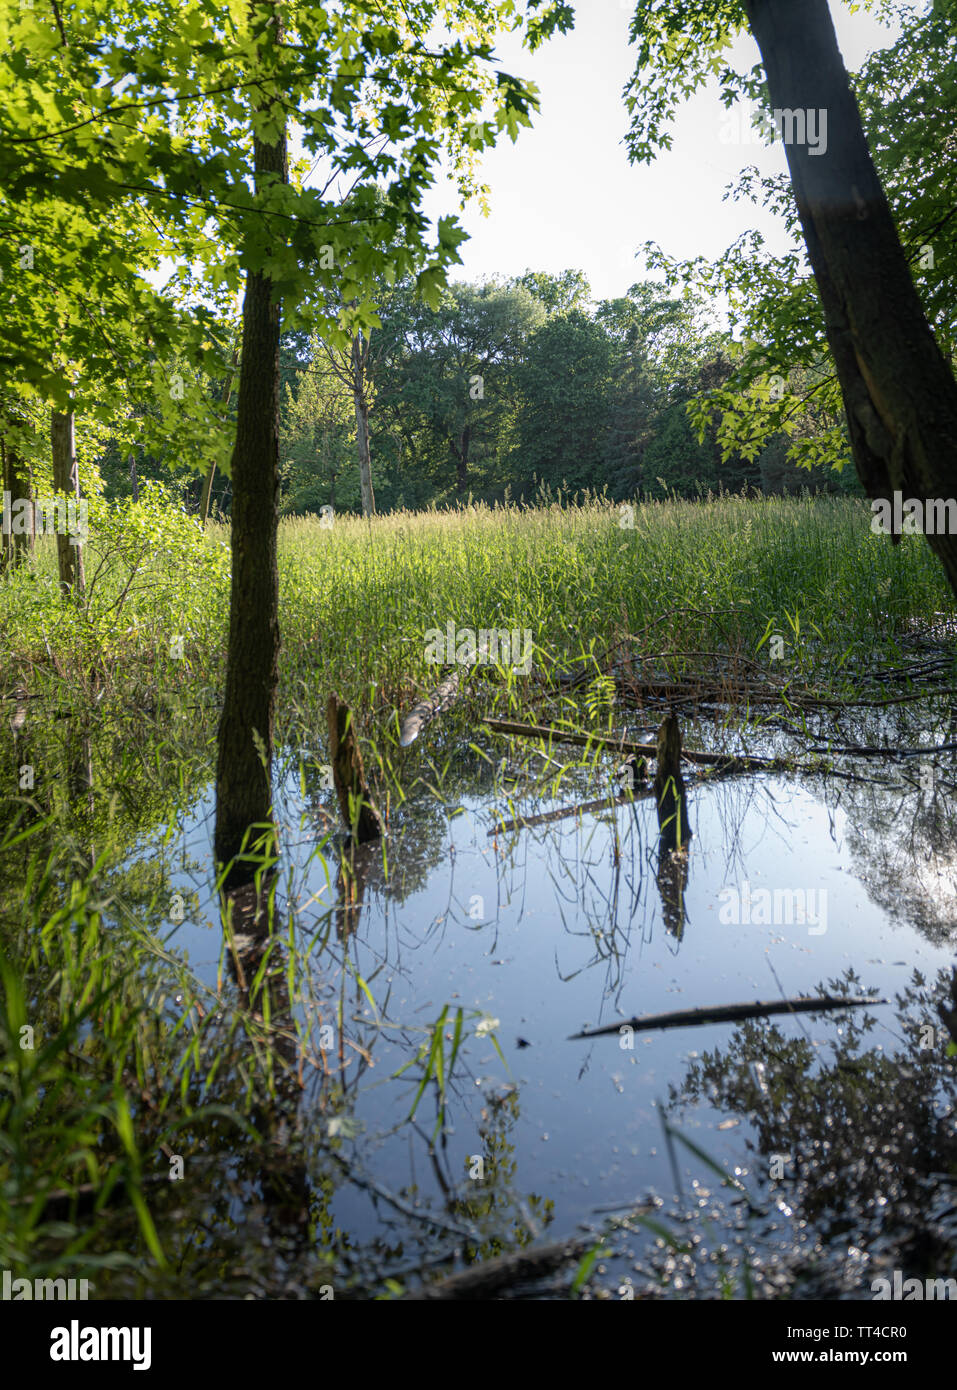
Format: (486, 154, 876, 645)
(97, 269, 861, 517)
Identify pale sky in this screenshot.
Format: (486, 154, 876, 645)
(421, 0, 910, 304)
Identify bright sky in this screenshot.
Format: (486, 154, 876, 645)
(422, 0, 910, 304)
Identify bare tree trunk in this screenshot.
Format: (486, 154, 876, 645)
(453, 426, 470, 494)
(214, 3, 287, 887)
(199, 461, 216, 526)
(744, 0, 957, 598)
(352, 333, 376, 516)
(1, 425, 34, 567)
(51, 409, 85, 596)
(200, 348, 239, 527)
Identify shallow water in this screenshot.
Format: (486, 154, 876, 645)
(147, 707, 957, 1297)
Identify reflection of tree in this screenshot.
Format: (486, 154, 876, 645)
(667, 968, 957, 1290)
(801, 697, 957, 946)
(445, 1089, 555, 1264)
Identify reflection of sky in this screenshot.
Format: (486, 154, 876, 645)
(150, 758, 956, 1256)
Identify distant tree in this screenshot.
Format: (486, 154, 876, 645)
(381, 280, 545, 496)
(511, 268, 592, 317)
(512, 310, 615, 494)
(597, 283, 721, 493)
(280, 338, 359, 515)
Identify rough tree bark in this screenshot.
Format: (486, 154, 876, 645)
(214, 3, 287, 886)
(744, 0, 957, 597)
(51, 409, 85, 595)
(0, 439, 8, 574)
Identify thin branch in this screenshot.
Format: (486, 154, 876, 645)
(49, 0, 67, 47)
(571, 995, 886, 1040)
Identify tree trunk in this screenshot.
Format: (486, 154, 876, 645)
(200, 349, 238, 527)
(352, 334, 376, 516)
(453, 426, 470, 494)
(744, 0, 957, 597)
(0, 440, 8, 574)
(198, 462, 216, 527)
(1, 426, 34, 568)
(51, 409, 85, 596)
(214, 5, 287, 887)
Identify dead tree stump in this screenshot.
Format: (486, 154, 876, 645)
(653, 712, 692, 853)
(327, 694, 382, 843)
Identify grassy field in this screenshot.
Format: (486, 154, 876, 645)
(2, 488, 950, 728)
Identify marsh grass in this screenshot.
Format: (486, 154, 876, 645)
(3, 490, 947, 749)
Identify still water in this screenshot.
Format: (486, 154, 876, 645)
(149, 712, 957, 1297)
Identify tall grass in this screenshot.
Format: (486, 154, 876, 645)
(3, 490, 946, 723)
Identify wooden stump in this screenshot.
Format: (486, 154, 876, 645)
(653, 713, 692, 853)
(327, 694, 382, 843)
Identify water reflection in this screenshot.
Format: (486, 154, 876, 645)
(2, 688, 956, 1297)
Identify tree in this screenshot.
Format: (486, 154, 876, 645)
(512, 310, 614, 493)
(511, 267, 592, 317)
(641, 0, 956, 488)
(379, 280, 545, 496)
(624, 0, 957, 596)
(597, 283, 715, 491)
(3, 0, 575, 881)
(213, 1, 289, 881)
(0, 407, 33, 571)
(51, 409, 85, 594)
(280, 337, 359, 516)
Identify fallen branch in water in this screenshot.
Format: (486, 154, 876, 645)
(806, 740, 957, 758)
(482, 717, 793, 773)
(399, 638, 494, 746)
(570, 994, 885, 1040)
(401, 1235, 597, 1300)
(488, 786, 656, 836)
(399, 668, 461, 747)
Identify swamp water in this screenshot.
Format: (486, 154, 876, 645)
(131, 697, 957, 1299)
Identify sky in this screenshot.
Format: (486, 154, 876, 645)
(418, 0, 912, 305)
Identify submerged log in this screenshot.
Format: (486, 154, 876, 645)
(482, 717, 790, 772)
(327, 694, 382, 842)
(401, 1235, 596, 1300)
(399, 636, 495, 747)
(489, 785, 657, 836)
(570, 994, 886, 1040)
